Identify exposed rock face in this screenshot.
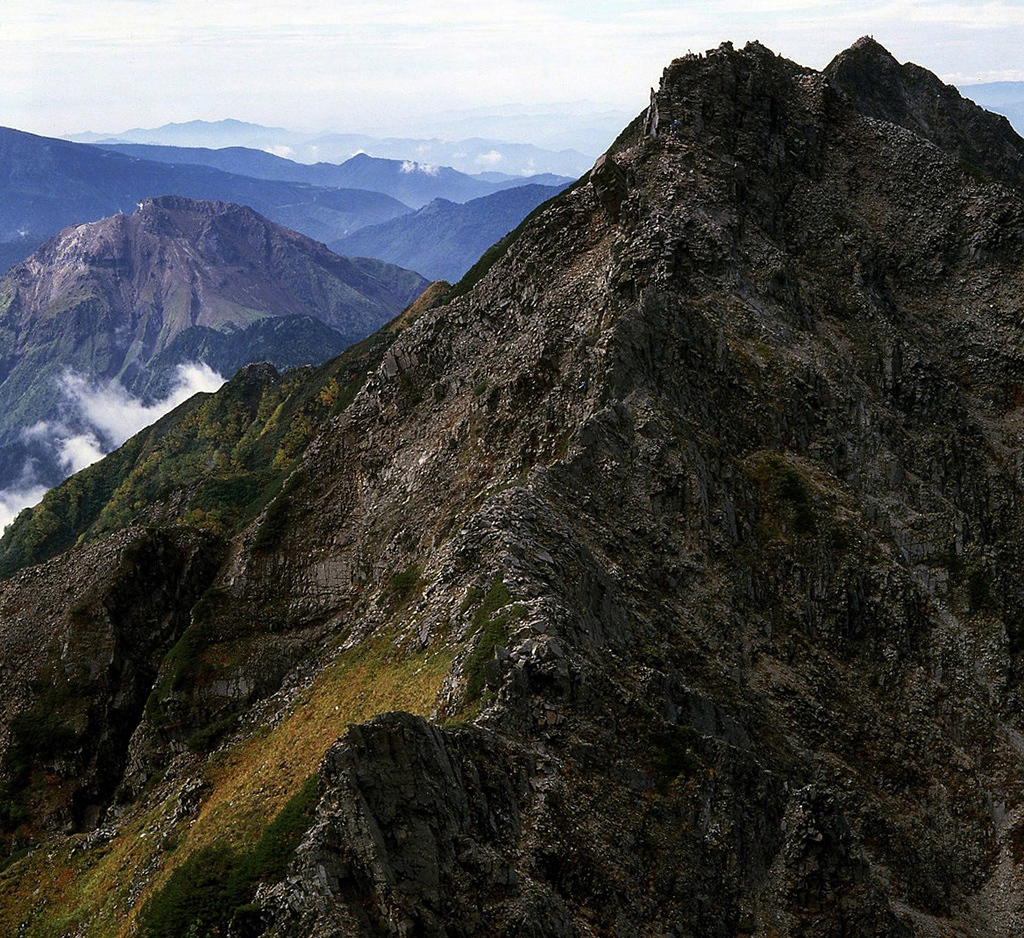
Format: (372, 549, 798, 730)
(4, 195, 427, 361)
(249, 39, 1024, 935)
(6, 37, 1024, 938)
(0, 526, 224, 838)
(263, 713, 548, 938)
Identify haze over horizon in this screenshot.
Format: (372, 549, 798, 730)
(6, 1, 1024, 144)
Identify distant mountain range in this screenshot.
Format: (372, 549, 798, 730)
(91, 144, 573, 209)
(70, 118, 290, 149)
(0, 196, 427, 491)
(332, 183, 570, 282)
(392, 101, 635, 154)
(961, 81, 1024, 136)
(67, 119, 594, 177)
(0, 126, 410, 271)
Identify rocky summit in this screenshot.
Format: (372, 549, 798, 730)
(5, 37, 1024, 937)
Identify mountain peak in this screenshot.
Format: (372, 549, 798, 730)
(845, 34, 899, 59)
(11, 39, 1024, 938)
(824, 36, 1024, 190)
(133, 194, 263, 235)
(0, 199, 428, 488)
(142, 194, 225, 213)
(825, 35, 911, 91)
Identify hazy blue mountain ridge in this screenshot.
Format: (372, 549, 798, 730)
(331, 182, 570, 281)
(68, 120, 594, 176)
(92, 144, 574, 208)
(0, 126, 411, 271)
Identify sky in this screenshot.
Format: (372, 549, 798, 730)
(3, 1, 1024, 140)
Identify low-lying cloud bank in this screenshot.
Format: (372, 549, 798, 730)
(0, 362, 225, 531)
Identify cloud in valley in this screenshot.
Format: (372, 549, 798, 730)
(0, 482, 50, 534)
(62, 362, 225, 448)
(58, 433, 107, 475)
(0, 362, 225, 532)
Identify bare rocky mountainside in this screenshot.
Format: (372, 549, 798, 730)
(7, 35, 1024, 937)
(0, 196, 427, 489)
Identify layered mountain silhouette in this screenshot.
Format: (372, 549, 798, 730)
(0, 196, 427, 489)
(0, 127, 410, 270)
(94, 144, 574, 208)
(7, 37, 1024, 938)
(331, 182, 571, 281)
(69, 119, 595, 176)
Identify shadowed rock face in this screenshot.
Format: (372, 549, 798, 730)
(7, 37, 1024, 937)
(825, 36, 1024, 191)
(0, 526, 225, 836)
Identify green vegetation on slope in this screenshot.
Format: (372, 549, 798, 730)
(460, 577, 526, 705)
(136, 774, 319, 938)
(0, 324, 398, 580)
(0, 596, 455, 938)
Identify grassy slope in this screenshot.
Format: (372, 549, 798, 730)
(0, 627, 454, 937)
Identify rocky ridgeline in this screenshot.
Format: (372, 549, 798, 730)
(5, 37, 1024, 937)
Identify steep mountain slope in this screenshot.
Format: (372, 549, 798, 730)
(0, 127, 411, 272)
(0, 196, 428, 489)
(331, 183, 571, 281)
(95, 145, 574, 208)
(0, 298, 436, 578)
(8, 37, 1024, 938)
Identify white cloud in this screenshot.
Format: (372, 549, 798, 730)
(475, 149, 504, 167)
(0, 363, 225, 533)
(59, 433, 106, 474)
(400, 159, 439, 175)
(0, 483, 48, 533)
(18, 423, 107, 478)
(62, 362, 224, 448)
